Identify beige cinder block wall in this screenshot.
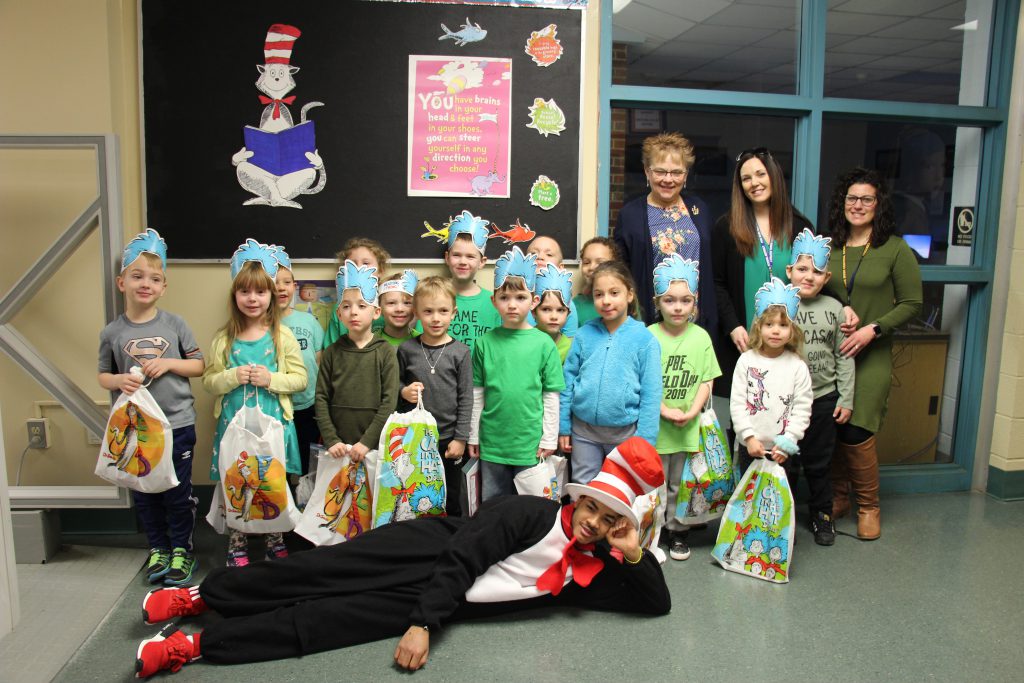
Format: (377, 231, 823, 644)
(1, 0, 601, 487)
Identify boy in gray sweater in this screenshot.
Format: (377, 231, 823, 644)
(786, 229, 855, 546)
(398, 276, 473, 516)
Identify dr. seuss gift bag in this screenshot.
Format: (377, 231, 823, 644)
(295, 454, 373, 546)
(676, 405, 736, 525)
(711, 459, 795, 584)
(211, 390, 300, 534)
(514, 455, 567, 500)
(371, 397, 447, 528)
(95, 367, 178, 493)
(634, 489, 665, 551)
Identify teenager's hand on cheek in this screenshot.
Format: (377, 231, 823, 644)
(606, 518, 641, 560)
(326, 443, 349, 459)
(394, 627, 429, 671)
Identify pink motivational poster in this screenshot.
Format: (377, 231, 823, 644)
(408, 55, 512, 198)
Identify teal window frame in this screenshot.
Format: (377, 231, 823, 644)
(597, 0, 1020, 493)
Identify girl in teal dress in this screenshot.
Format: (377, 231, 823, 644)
(203, 244, 308, 567)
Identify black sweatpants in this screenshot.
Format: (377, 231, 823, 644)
(735, 391, 837, 517)
(439, 437, 466, 517)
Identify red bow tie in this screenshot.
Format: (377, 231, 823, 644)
(536, 506, 604, 596)
(258, 95, 296, 120)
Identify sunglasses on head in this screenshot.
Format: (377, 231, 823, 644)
(736, 147, 773, 162)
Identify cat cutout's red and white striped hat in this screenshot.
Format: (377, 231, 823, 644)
(264, 24, 301, 65)
(565, 437, 664, 528)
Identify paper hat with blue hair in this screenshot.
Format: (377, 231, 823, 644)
(494, 246, 537, 291)
(272, 245, 293, 271)
(336, 259, 379, 305)
(446, 210, 490, 254)
(535, 264, 573, 305)
(789, 228, 832, 272)
(230, 238, 281, 279)
(653, 254, 699, 297)
(754, 276, 801, 320)
(121, 229, 167, 271)
(378, 269, 419, 298)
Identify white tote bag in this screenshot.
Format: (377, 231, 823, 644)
(295, 454, 374, 546)
(94, 368, 178, 493)
(513, 455, 567, 500)
(214, 390, 300, 534)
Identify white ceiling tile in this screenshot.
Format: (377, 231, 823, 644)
(831, 0, 953, 17)
(753, 29, 799, 50)
(676, 23, 776, 45)
(826, 11, 903, 35)
(614, 2, 697, 42)
(648, 39, 739, 61)
(734, 0, 800, 8)
(829, 35, 931, 55)
(636, 0, 733, 24)
(900, 40, 964, 59)
(826, 51, 884, 67)
(924, 1, 967, 20)
(704, 2, 797, 29)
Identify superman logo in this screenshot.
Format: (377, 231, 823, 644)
(123, 337, 170, 363)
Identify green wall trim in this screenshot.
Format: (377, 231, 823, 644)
(986, 467, 1024, 501)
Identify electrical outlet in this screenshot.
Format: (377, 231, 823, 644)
(27, 418, 50, 449)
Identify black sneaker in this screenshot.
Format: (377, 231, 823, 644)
(145, 548, 172, 584)
(669, 536, 691, 561)
(163, 548, 197, 586)
(811, 511, 836, 546)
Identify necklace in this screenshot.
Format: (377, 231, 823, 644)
(421, 340, 448, 374)
(841, 242, 871, 295)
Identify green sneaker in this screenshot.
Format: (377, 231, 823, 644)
(145, 548, 172, 584)
(163, 548, 197, 586)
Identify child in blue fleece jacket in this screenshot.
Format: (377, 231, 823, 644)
(558, 262, 662, 484)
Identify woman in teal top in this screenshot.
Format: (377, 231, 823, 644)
(824, 167, 923, 542)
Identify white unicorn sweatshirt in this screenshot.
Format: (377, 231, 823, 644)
(729, 349, 813, 455)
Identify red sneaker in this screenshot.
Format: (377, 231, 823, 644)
(142, 586, 207, 625)
(135, 624, 200, 678)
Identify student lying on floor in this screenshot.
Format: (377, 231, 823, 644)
(135, 437, 671, 677)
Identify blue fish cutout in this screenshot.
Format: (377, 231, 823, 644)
(438, 18, 487, 46)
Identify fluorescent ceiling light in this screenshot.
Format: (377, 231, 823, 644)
(951, 20, 978, 31)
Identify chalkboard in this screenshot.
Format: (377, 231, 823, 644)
(140, 0, 583, 261)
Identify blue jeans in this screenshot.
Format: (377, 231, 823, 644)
(569, 433, 618, 484)
(480, 460, 531, 501)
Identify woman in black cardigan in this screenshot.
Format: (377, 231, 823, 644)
(614, 132, 717, 332)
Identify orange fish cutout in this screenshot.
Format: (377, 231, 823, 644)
(488, 219, 536, 244)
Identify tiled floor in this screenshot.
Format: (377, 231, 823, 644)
(41, 492, 1024, 682)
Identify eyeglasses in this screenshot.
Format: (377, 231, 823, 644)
(844, 194, 877, 207)
(736, 147, 772, 162)
(649, 168, 687, 180)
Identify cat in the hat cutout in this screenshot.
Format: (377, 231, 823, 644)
(230, 23, 327, 209)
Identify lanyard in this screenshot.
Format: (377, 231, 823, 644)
(841, 243, 870, 296)
(756, 227, 774, 274)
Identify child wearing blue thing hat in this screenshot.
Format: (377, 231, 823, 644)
(785, 229, 855, 546)
(729, 277, 813, 485)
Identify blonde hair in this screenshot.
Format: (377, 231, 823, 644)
(748, 307, 803, 356)
(121, 251, 165, 276)
(413, 276, 456, 308)
(641, 132, 696, 170)
(336, 237, 390, 274)
(223, 262, 283, 364)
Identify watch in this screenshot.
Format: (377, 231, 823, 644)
(871, 323, 882, 338)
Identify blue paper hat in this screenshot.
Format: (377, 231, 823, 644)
(494, 246, 537, 291)
(754, 277, 801, 320)
(336, 259, 379, 305)
(231, 238, 280, 279)
(653, 254, 699, 297)
(446, 210, 490, 254)
(121, 229, 167, 271)
(272, 245, 293, 272)
(789, 228, 832, 271)
(535, 263, 573, 305)
(378, 269, 419, 298)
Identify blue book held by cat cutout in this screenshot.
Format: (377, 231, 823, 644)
(243, 121, 316, 176)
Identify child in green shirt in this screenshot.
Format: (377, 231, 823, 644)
(443, 211, 501, 352)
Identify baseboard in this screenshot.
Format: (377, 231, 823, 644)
(986, 466, 1024, 501)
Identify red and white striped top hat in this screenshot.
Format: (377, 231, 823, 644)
(564, 437, 664, 528)
(264, 24, 302, 65)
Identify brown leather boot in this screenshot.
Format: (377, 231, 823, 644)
(847, 436, 880, 540)
(830, 442, 853, 519)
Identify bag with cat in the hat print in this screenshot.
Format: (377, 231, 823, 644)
(711, 458, 794, 584)
(675, 405, 736, 525)
(370, 396, 447, 528)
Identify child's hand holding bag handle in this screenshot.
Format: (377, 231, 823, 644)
(94, 366, 178, 493)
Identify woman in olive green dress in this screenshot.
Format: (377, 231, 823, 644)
(824, 167, 922, 540)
